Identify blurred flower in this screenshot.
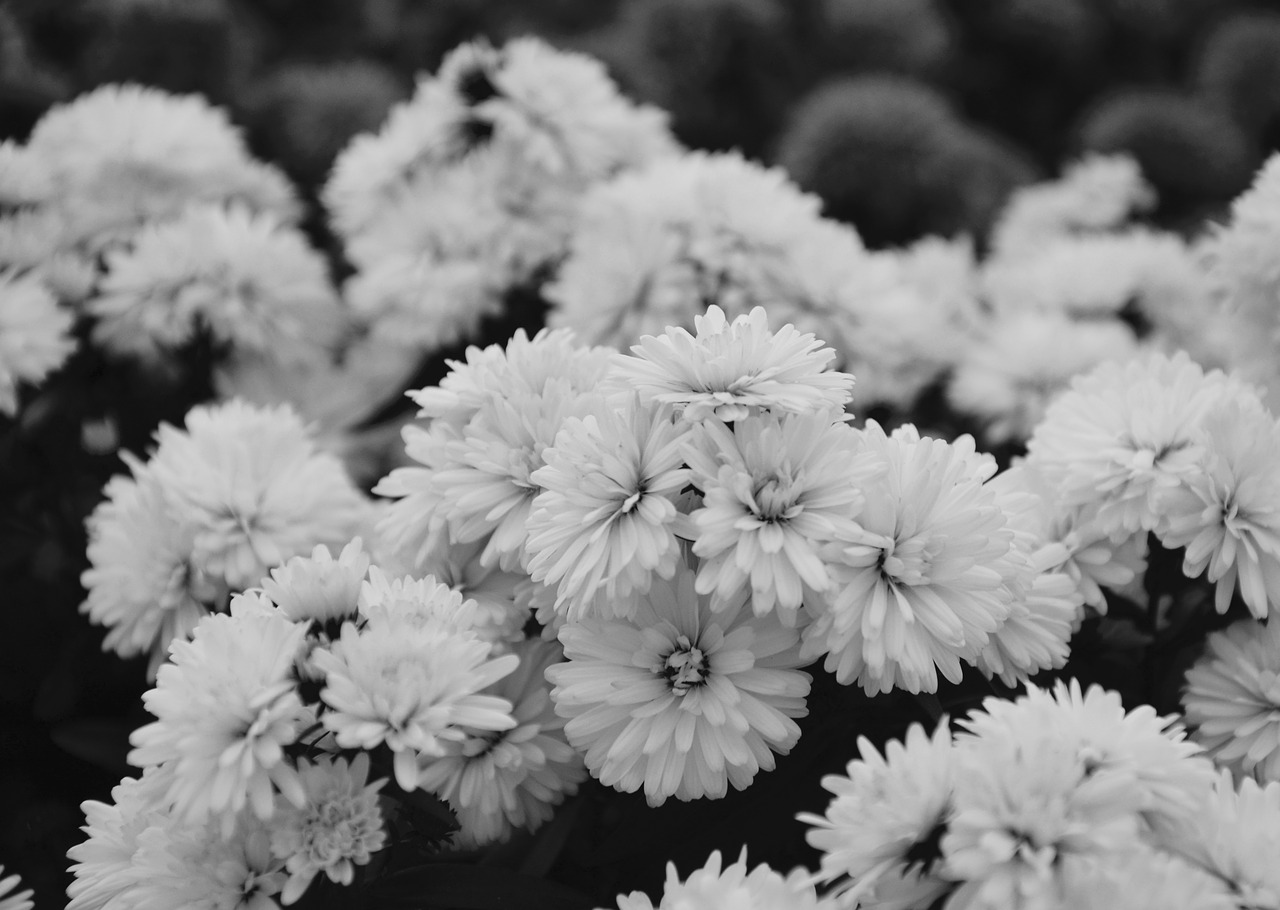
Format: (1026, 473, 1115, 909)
(547, 560, 810, 806)
(67, 770, 171, 910)
(1183, 617, 1280, 783)
(0, 867, 32, 910)
(1055, 848, 1234, 910)
(610, 849, 829, 910)
(269, 754, 387, 906)
(0, 267, 75, 415)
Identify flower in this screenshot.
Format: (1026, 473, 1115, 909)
(546, 559, 811, 806)
(1183, 617, 1280, 783)
(608, 849, 830, 910)
(525, 396, 690, 622)
(416, 639, 585, 846)
(1160, 399, 1280, 618)
(312, 616, 518, 792)
(1054, 849, 1235, 910)
(127, 610, 311, 832)
(684, 412, 876, 624)
(612, 305, 854, 423)
(0, 267, 75, 415)
(800, 722, 955, 910)
(269, 754, 387, 906)
(261, 540, 371, 630)
(0, 867, 32, 910)
(406, 536, 532, 645)
(802, 423, 1028, 694)
(356, 565, 486, 636)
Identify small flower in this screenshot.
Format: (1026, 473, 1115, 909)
(261, 540, 370, 629)
(269, 754, 387, 906)
(613, 305, 854, 423)
(1183, 617, 1280, 783)
(607, 849, 830, 910)
(356, 565, 485, 636)
(546, 559, 811, 806)
(0, 268, 75, 415)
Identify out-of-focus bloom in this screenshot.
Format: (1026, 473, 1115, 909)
(684, 412, 875, 624)
(1160, 400, 1280, 618)
(261, 540, 370, 629)
(0, 867, 32, 910)
(613, 305, 854, 423)
(0, 268, 75, 414)
(417, 639, 585, 847)
(801, 722, 954, 910)
(1183, 618, 1280, 783)
(127, 610, 311, 833)
(269, 754, 387, 906)
(1054, 849, 1235, 910)
(525, 396, 689, 622)
(609, 849, 830, 910)
(312, 616, 518, 792)
(66, 770, 173, 910)
(547, 561, 810, 806)
(802, 423, 1027, 694)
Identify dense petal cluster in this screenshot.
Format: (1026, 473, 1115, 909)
(0, 267, 75, 414)
(609, 850, 831, 910)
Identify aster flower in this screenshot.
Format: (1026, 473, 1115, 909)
(802, 423, 1028, 694)
(408, 536, 532, 645)
(416, 639, 586, 847)
(312, 616, 518, 792)
(0, 267, 75, 415)
(525, 396, 690, 622)
(613, 305, 854, 423)
(269, 754, 387, 906)
(0, 868, 32, 910)
(127, 610, 311, 832)
(546, 559, 811, 806)
(608, 849, 830, 910)
(800, 722, 955, 910)
(684, 412, 876, 624)
(356, 565, 486, 637)
(1183, 617, 1280, 783)
(260, 540, 370, 630)
(1160, 400, 1280, 618)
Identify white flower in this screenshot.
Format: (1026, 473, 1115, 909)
(802, 423, 1028, 694)
(525, 396, 690, 622)
(417, 639, 586, 847)
(685, 412, 875, 624)
(0, 268, 75, 414)
(269, 753, 387, 906)
(312, 616, 518, 792)
(1160, 399, 1280, 618)
(128, 610, 311, 832)
(801, 722, 954, 910)
(613, 305, 854, 423)
(1055, 849, 1235, 910)
(547, 559, 811, 806)
(0, 868, 32, 910)
(1183, 617, 1280, 783)
(356, 565, 486, 636)
(261, 540, 371, 630)
(609, 849, 830, 910)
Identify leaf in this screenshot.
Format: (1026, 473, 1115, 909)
(367, 863, 594, 910)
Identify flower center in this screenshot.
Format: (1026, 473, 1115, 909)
(753, 475, 795, 521)
(879, 534, 942, 586)
(662, 634, 709, 695)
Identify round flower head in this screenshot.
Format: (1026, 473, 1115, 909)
(312, 615, 518, 792)
(1024, 351, 1258, 541)
(608, 849, 829, 910)
(684, 412, 879, 624)
(0, 268, 75, 415)
(547, 558, 811, 806)
(612, 305, 854, 423)
(269, 753, 387, 906)
(525, 396, 690, 622)
(261, 539, 370, 631)
(0, 868, 32, 910)
(416, 638, 586, 847)
(801, 722, 955, 910)
(1160, 398, 1280, 618)
(802, 423, 1028, 694)
(1183, 617, 1280, 783)
(127, 609, 311, 833)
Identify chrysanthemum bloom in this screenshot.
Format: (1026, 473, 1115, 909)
(408, 536, 531, 645)
(356, 566, 487, 638)
(269, 754, 387, 906)
(145, 400, 371, 592)
(685, 412, 877, 624)
(0, 268, 75, 415)
(66, 769, 172, 910)
(801, 722, 955, 910)
(546, 561, 811, 806)
(802, 423, 1027, 694)
(525, 396, 690, 622)
(417, 639, 585, 846)
(1160, 400, 1280, 618)
(90, 203, 344, 363)
(128, 610, 311, 832)
(1024, 351, 1259, 541)
(1054, 849, 1235, 910)
(608, 849, 830, 910)
(312, 615, 518, 792)
(1183, 618, 1280, 783)
(611, 305, 854, 423)
(0, 867, 32, 910)
(261, 540, 370, 630)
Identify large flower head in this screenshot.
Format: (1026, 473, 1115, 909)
(547, 558, 811, 806)
(1183, 617, 1280, 783)
(609, 849, 830, 910)
(802, 422, 1029, 694)
(0, 268, 75, 414)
